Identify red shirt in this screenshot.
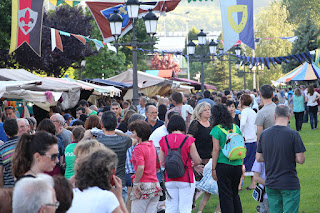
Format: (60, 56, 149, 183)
(159, 133, 195, 183)
(131, 141, 159, 183)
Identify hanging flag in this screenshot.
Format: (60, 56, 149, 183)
(51, 28, 63, 51)
(315, 49, 320, 67)
(65, 1, 81, 7)
(9, 0, 44, 56)
(220, 0, 255, 52)
(86, 0, 181, 43)
(49, 0, 64, 7)
(71, 33, 86, 45)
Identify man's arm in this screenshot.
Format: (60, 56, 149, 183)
(256, 152, 264, 162)
(0, 165, 4, 187)
(296, 152, 305, 164)
(256, 125, 263, 143)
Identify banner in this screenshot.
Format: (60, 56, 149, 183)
(220, 0, 255, 52)
(9, 0, 44, 56)
(86, 0, 181, 43)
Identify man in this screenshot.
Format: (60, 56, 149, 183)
(111, 102, 122, 124)
(197, 90, 215, 107)
(50, 113, 72, 148)
(63, 113, 73, 126)
(0, 119, 19, 187)
(165, 92, 192, 130)
(70, 107, 85, 126)
(256, 105, 306, 213)
(137, 97, 147, 115)
(78, 99, 97, 116)
(97, 111, 133, 201)
(13, 174, 58, 213)
(255, 84, 277, 143)
(5, 106, 17, 119)
(145, 105, 164, 132)
(17, 118, 30, 136)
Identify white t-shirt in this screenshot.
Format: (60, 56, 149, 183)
(240, 107, 257, 143)
(67, 186, 119, 213)
(149, 125, 168, 149)
(307, 91, 319, 107)
(181, 104, 193, 121)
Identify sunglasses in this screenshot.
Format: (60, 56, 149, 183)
(41, 153, 59, 161)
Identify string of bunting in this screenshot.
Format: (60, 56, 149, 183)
(49, 0, 81, 7)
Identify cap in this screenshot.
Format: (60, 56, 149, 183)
(63, 113, 72, 120)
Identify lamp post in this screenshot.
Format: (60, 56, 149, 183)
(187, 29, 217, 93)
(108, 0, 158, 106)
(236, 61, 251, 90)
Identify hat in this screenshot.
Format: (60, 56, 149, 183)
(63, 113, 72, 120)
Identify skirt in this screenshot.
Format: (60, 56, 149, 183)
(129, 182, 163, 200)
(244, 142, 257, 173)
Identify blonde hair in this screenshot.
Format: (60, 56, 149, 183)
(73, 139, 104, 159)
(191, 102, 211, 121)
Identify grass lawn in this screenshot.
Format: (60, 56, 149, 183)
(193, 116, 320, 213)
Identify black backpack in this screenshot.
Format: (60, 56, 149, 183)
(164, 136, 189, 179)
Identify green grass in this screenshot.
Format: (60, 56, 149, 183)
(193, 116, 320, 213)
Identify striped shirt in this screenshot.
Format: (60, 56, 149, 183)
(0, 136, 19, 187)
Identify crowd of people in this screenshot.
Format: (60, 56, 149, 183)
(0, 83, 310, 213)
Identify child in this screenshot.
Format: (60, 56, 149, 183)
(252, 160, 269, 213)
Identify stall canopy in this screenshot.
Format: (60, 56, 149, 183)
(145, 70, 175, 79)
(276, 62, 320, 82)
(170, 77, 217, 90)
(0, 69, 82, 110)
(84, 78, 132, 89)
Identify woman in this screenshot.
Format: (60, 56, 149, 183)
(128, 120, 162, 213)
(306, 85, 320, 129)
(211, 104, 243, 213)
(158, 104, 167, 122)
(84, 114, 102, 130)
(12, 131, 59, 180)
(293, 88, 305, 131)
(68, 147, 127, 213)
(64, 126, 85, 179)
(226, 100, 240, 126)
(239, 95, 257, 190)
(159, 115, 201, 213)
(117, 110, 135, 133)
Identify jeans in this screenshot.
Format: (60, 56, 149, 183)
(122, 186, 128, 203)
(303, 103, 309, 123)
(294, 111, 304, 131)
(308, 106, 318, 129)
(165, 181, 195, 213)
(216, 163, 243, 213)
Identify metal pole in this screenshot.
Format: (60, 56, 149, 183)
(252, 49, 256, 89)
(228, 55, 232, 91)
(200, 56, 204, 93)
(132, 20, 139, 106)
(244, 65, 246, 90)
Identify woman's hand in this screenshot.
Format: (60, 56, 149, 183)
(194, 164, 204, 175)
(133, 184, 142, 199)
(111, 176, 123, 200)
(212, 169, 218, 181)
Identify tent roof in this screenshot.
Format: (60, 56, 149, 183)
(84, 78, 132, 89)
(145, 70, 174, 78)
(107, 69, 172, 89)
(0, 69, 81, 92)
(277, 62, 320, 82)
(170, 77, 217, 90)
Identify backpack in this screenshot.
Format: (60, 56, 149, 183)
(164, 135, 189, 179)
(218, 124, 246, 160)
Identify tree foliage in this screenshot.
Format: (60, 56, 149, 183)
(0, 0, 11, 50)
(151, 53, 181, 75)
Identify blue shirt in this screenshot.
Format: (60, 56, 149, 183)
(197, 98, 215, 107)
(293, 95, 305, 112)
(0, 123, 8, 142)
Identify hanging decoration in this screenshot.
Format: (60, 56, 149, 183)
(9, 0, 44, 56)
(49, 0, 81, 7)
(51, 28, 63, 51)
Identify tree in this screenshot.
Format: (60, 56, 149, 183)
(282, 13, 320, 73)
(7, 5, 96, 77)
(151, 53, 181, 75)
(0, 0, 11, 50)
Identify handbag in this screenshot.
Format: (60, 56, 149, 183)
(252, 184, 265, 202)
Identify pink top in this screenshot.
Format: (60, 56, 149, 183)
(131, 141, 159, 183)
(159, 133, 195, 183)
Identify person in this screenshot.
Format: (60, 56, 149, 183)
(188, 102, 212, 164)
(145, 105, 164, 132)
(68, 148, 127, 213)
(70, 107, 86, 126)
(293, 88, 305, 131)
(5, 106, 17, 119)
(197, 90, 215, 107)
(118, 110, 136, 133)
(306, 85, 320, 129)
(211, 104, 243, 213)
(50, 113, 72, 148)
(159, 115, 201, 213)
(128, 120, 162, 213)
(252, 160, 269, 213)
(64, 126, 85, 179)
(17, 118, 30, 136)
(256, 105, 306, 213)
(137, 97, 147, 115)
(239, 94, 257, 190)
(255, 85, 277, 143)
(226, 100, 240, 126)
(11, 131, 59, 180)
(287, 87, 294, 114)
(63, 113, 73, 127)
(12, 174, 58, 213)
(158, 104, 167, 122)
(111, 102, 123, 125)
(84, 114, 102, 130)
(53, 176, 73, 213)
(0, 187, 13, 212)
(299, 85, 309, 123)
(0, 119, 19, 187)
(166, 92, 192, 130)
(78, 99, 97, 116)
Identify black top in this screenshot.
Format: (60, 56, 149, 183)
(188, 120, 213, 159)
(233, 114, 240, 127)
(257, 125, 306, 190)
(117, 122, 128, 133)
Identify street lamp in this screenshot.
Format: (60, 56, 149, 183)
(208, 39, 218, 55)
(187, 40, 196, 55)
(108, 4, 158, 106)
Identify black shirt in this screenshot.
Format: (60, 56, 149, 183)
(257, 125, 306, 190)
(188, 120, 213, 159)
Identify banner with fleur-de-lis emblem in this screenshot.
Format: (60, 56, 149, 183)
(9, 0, 44, 56)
